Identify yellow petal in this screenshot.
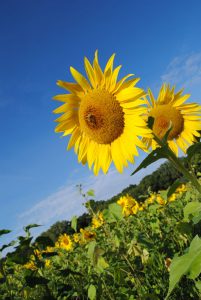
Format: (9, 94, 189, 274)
(93, 51, 103, 84)
(55, 117, 77, 133)
(99, 144, 112, 174)
(109, 65, 122, 92)
(67, 127, 81, 150)
(148, 88, 156, 107)
(63, 126, 76, 136)
(70, 67, 91, 91)
(53, 102, 78, 114)
(111, 139, 125, 173)
(56, 80, 83, 94)
(53, 94, 80, 103)
(119, 78, 140, 91)
(78, 136, 89, 162)
(113, 74, 134, 93)
(168, 140, 179, 156)
(104, 53, 115, 74)
(173, 94, 190, 107)
(93, 156, 101, 176)
(55, 110, 77, 123)
(116, 87, 145, 102)
(84, 57, 96, 88)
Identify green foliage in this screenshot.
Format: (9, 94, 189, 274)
(1, 184, 201, 299)
(0, 230, 11, 237)
(1, 150, 201, 299)
(131, 146, 169, 175)
(88, 284, 96, 300)
(166, 235, 201, 299)
(71, 216, 77, 232)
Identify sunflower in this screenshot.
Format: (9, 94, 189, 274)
(55, 233, 73, 251)
(117, 194, 140, 216)
(53, 51, 152, 175)
(143, 84, 201, 155)
(91, 212, 104, 229)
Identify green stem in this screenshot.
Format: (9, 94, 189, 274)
(154, 134, 201, 194)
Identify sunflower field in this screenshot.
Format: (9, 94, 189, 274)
(1, 51, 201, 299)
(1, 181, 201, 300)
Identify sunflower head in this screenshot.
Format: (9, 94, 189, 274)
(53, 51, 152, 175)
(55, 233, 73, 251)
(143, 84, 201, 155)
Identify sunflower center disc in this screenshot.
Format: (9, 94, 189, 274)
(151, 104, 184, 140)
(79, 89, 124, 144)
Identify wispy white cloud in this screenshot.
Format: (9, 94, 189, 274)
(161, 52, 201, 90)
(17, 160, 163, 235)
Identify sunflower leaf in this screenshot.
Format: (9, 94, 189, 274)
(166, 235, 201, 299)
(0, 229, 11, 237)
(71, 216, 77, 232)
(147, 116, 154, 129)
(186, 142, 201, 161)
(131, 147, 168, 175)
(161, 121, 173, 143)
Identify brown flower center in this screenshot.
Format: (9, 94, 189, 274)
(150, 104, 184, 140)
(79, 89, 124, 144)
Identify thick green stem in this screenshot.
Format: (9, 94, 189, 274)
(154, 134, 201, 195)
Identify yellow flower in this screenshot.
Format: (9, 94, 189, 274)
(138, 204, 145, 211)
(176, 184, 187, 194)
(131, 201, 140, 215)
(45, 259, 51, 268)
(117, 194, 140, 216)
(53, 51, 152, 175)
(80, 228, 96, 242)
(92, 212, 104, 229)
(143, 84, 201, 155)
(55, 233, 73, 251)
(73, 233, 80, 243)
(156, 195, 166, 205)
(45, 246, 55, 253)
(145, 194, 155, 205)
(24, 260, 37, 271)
(34, 249, 42, 259)
(168, 193, 177, 202)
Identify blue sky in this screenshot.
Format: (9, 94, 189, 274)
(1, 0, 201, 246)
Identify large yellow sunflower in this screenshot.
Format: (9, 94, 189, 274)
(53, 51, 151, 175)
(143, 84, 201, 156)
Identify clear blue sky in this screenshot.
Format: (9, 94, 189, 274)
(1, 0, 201, 243)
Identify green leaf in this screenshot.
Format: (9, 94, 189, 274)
(161, 122, 173, 143)
(87, 189, 95, 197)
(87, 241, 97, 261)
(23, 224, 41, 237)
(187, 142, 201, 161)
(0, 240, 16, 252)
(166, 235, 201, 299)
(102, 208, 116, 223)
(195, 280, 201, 294)
(24, 224, 41, 232)
(96, 256, 109, 273)
(71, 215, 77, 232)
(167, 178, 187, 198)
(0, 229, 11, 237)
(131, 146, 168, 175)
(183, 202, 201, 224)
(108, 203, 123, 221)
(88, 284, 96, 300)
(148, 116, 154, 129)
